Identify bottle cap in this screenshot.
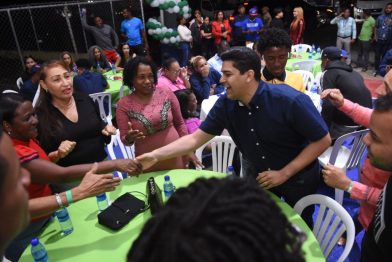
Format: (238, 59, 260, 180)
(164, 175, 170, 181)
(31, 238, 39, 246)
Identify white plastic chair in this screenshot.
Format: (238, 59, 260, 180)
(318, 129, 369, 204)
(105, 130, 136, 179)
(315, 72, 324, 90)
(292, 60, 318, 72)
(294, 194, 355, 262)
(293, 70, 315, 90)
(32, 84, 41, 108)
(195, 136, 237, 173)
(16, 77, 23, 90)
(89, 92, 113, 125)
(291, 44, 312, 53)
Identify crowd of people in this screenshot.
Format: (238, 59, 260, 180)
(2, 2, 392, 262)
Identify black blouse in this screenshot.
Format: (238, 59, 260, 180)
(38, 92, 110, 167)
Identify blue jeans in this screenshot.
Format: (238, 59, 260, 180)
(179, 42, 190, 67)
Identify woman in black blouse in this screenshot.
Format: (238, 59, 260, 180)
(200, 17, 214, 60)
(35, 60, 117, 192)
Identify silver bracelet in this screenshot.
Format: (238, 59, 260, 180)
(346, 181, 353, 194)
(55, 193, 64, 208)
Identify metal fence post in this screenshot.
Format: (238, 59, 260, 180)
(77, 3, 89, 53)
(28, 8, 41, 51)
(62, 5, 79, 57)
(110, 0, 116, 31)
(7, 9, 24, 67)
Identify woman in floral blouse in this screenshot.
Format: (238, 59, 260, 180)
(116, 57, 194, 172)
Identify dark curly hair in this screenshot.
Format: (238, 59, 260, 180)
(375, 92, 392, 112)
(174, 89, 194, 119)
(221, 47, 261, 80)
(257, 28, 292, 54)
(127, 177, 305, 262)
(122, 56, 158, 90)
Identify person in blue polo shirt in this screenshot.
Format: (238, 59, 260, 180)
(243, 7, 264, 44)
(120, 7, 149, 56)
(137, 47, 331, 226)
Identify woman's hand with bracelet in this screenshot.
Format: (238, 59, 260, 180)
(125, 122, 145, 145)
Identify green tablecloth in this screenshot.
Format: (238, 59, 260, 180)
(285, 52, 322, 76)
(20, 169, 324, 261)
(104, 71, 129, 106)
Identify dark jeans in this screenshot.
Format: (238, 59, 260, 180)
(358, 40, 371, 68)
(375, 40, 390, 73)
(130, 44, 146, 56)
(201, 39, 214, 60)
(179, 42, 190, 67)
(242, 157, 321, 228)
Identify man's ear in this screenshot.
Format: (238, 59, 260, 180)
(246, 69, 255, 83)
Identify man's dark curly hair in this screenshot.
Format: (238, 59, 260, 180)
(127, 177, 305, 262)
(257, 28, 292, 54)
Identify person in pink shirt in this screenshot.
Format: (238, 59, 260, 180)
(320, 71, 392, 237)
(174, 89, 201, 134)
(156, 57, 191, 92)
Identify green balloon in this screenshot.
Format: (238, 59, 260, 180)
(160, 3, 169, 10)
(171, 31, 178, 37)
(178, 1, 187, 8)
(146, 21, 153, 28)
(179, 10, 184, 15)
(168, 1, 176, 8)
(159, 34, 166, 40)
(165, 32, 172, 38)
(152, 34, 159, 40)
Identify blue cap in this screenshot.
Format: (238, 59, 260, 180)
(164, 175, 170, 181)
(31, 238, 39, 246)
(30, 64, 41, 74)
(227, 166, 234, 171)
(249, 7, 258, 16)
(341, 49, 348, 58)
(321, 46, 342, 60)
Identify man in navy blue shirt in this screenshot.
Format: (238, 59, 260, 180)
(137, 47, 331, 226)
(73, 59, 108, 95)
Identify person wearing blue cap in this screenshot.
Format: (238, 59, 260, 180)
(321, 46, 372, 140)
(341, 49, 348, 63)
(20, 64, 40, 102)
(242, 7, 264, 44)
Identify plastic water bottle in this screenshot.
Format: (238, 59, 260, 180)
(97, 62, 102, 71)
(96, 193, 109, 211)
(298, 45, 303, 53)
(227, 166, 234, 176)
(55, 207, 74, 235)
(31, 238, 49, 262)
(163, 175, 175, 200)
(72, 64, 78, 76)
(310, 81, 319, 94)
(316, 47, 321, 58)
(111, 62, 116, 75)
(311, 44, 316, 53)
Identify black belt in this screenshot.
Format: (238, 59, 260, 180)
(338, 36, 351, 38)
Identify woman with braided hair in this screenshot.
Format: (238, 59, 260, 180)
(127, 177, 305, 262)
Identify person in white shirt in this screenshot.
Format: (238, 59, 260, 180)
(207, 40, 230, 75)
(177, 16, 193, 67)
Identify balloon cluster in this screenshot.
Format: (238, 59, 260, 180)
(146, 18, 181, 44)
(146, 0, 192, 18)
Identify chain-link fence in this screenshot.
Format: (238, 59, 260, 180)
(0, 0, 152, 90)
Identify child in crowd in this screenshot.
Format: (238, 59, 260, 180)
(174, 89, 200, 134)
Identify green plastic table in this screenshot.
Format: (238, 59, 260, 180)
(20, 169, 325, 261)
(285, 52, 322, 76)
(104, 71, 129, 107)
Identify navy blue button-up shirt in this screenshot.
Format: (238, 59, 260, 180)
(200, 81, 328, 173)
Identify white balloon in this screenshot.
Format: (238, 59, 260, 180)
(168, 28, 173, 33)
(167, 8, 174, 13)
(159, 0, 165, 4)
(173, 6, 180, 13)
(162, 27, 168, 33)
(170, 37, 176, 43)
(183, 6, 189, 13)
(176, 35, 181, 42)
(148, 29, 154, 35)
(156, 28, 162, 34)
(162, 38, 170, 44)
(184, 13, 191, 19)
(151, 0, 159, 7)
(174, 0, 180, 3)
